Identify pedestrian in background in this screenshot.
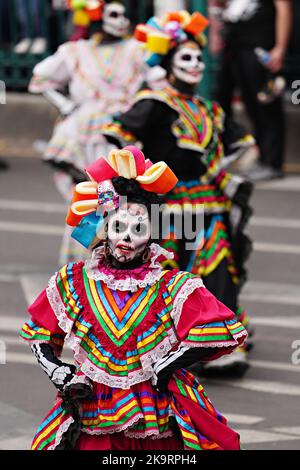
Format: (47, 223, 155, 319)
(14, 0, 48, 54)
(216, 0, 292, 181)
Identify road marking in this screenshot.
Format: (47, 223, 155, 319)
(271, 427, 300, 436)
(20, 274, 49, 305)
(241, 281, 300, 306)
(0, 221, 64, 236)
(0, 434, 33, 450)
(2, 220, 300, 256)
(256, 176, 300, 192)
(209, 378, 300, 396)
(0, 316, 27, 332)
(251, 316, 300, 329)
(250, 216, 300, 229)
(2, 198, 300, 232)
(250, 360, 300, 373)
(0, 199, 66, 213)
(224, 413, 264, 425)
(0, 402, 39, 450)
(0, 273, 19, 282)
(254, 242, 300, 255)
(239, 429, 300, 444)
(3, 351, 36, 365)
(1, 350, 73, 365)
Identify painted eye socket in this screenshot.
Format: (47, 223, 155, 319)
(181, 54, 192, 61)
(109, 11, 121, 18)
(132, 223, 148, 237)
(112, 220, 127, 233)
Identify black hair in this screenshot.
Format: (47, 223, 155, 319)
(111, 177, 162, 210)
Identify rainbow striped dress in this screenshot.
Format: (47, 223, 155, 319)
(102, 87, 253, 319)
(20, 245, 247, 450)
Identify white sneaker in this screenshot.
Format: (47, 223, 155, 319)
(30, 37, 47, 55)
(14, 38, 31, 54)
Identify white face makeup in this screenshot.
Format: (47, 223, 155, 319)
(102, 3, 130, 38)
(107, 203, 151, 263)
(172, 43, 205, 85)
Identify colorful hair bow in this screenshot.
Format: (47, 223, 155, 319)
(66, 146, 178, 249)
(68, 0, 103, 28)
(134, 10, 209, 67)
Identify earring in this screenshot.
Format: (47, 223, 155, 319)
(104, 242, 110, 259)
(142, 246, 151, 263)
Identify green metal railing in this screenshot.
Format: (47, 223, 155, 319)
(0, 1, 67, 89)
(0, 0, 299, 94)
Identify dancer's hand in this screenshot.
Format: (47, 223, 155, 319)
(267, 45, 285, 73)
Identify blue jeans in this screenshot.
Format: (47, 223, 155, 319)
(15, 0, 44, 39)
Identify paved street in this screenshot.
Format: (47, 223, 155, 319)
(0, 156, 300, 450)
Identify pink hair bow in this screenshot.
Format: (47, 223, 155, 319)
(66, 145, 178, 227)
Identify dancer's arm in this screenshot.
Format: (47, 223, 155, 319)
(30, 343, 76, 392)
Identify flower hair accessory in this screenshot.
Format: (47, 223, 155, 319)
(65, 145, 178, 249)
(68, 0, 103, 28)
(134, 10, 209, 67)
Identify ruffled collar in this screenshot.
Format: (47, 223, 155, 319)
(84, 243, 173, 292)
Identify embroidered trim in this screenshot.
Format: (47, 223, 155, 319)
(46, 265, 179, 388)
(171, 278, 205, 328)
(125, 429, 173, 440)
(78, 328, 178, 389)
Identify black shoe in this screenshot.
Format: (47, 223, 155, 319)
(0, 158, 9, 171)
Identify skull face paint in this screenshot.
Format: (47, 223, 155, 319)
(102, 2, 130, 38)
(107, 203, 151, 263)
(172, 41, 205, 85)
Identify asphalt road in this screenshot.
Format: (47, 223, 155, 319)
(0, 156, 300, 450)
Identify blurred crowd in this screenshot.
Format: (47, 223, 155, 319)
(0, 0, 299, 179)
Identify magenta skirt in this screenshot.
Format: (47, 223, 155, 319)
(75, 432, 183, 451)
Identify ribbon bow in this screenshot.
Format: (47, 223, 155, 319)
(134, 11, 209, 67)
(68, 0, 103, 27)
(66, 146, 178, 248)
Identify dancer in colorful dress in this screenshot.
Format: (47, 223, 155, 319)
(20, 146, 247, 450)
(29, 1, 148, 264)
(102, 10, 254, 374)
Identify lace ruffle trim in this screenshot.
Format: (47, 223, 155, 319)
(46, 273, 74, 337)
(171, 278, 205, 328)
(81, 414, 143, 436)
(82, 421, 173, 440)
(46, 273, 179, 388)
(84, 243, 173, 292)
(77, 330, 178, 389)
(48, 416, 74, 450)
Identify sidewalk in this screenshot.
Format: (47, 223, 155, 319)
(0, 93, 58, 159)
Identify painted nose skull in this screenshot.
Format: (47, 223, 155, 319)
(103, 2, 130, 37)
(107, 203, 151, 263)
(172, 43, 205, 85)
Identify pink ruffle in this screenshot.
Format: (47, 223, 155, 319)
(84, 243, 173, 292)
